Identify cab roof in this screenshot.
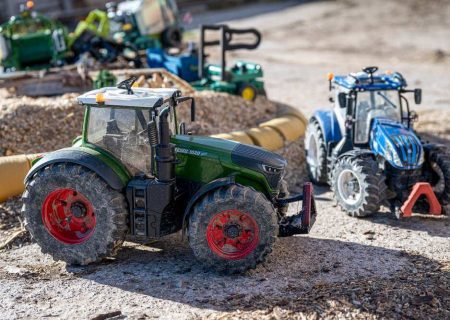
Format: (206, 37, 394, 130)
(333, 71, 407, 91)
(77, 87, 181, 108)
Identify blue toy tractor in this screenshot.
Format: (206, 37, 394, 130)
(305, 66, 450, 218)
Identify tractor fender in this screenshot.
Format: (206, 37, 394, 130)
(24, 149, 127, 191)
(182, 176, 236, 234)
(311, 110, 342, 147)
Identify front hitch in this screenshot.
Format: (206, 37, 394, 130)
(277, 182, 317, 237)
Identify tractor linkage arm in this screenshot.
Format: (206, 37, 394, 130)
(277, 182, 317, 237)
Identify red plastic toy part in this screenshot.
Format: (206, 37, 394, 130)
(206, 209, 259, 260)
(42, 188, 96, 244)
(401, 182, 442, 217)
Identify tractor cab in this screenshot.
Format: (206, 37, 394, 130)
(77, 77, 194, 176)
(0, 1, 68, 71)
(329, 67, 421, 148)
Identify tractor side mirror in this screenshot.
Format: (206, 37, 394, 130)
(176, 96, 196, 122)
(414, 89, 422, 104)
(338, 92, 347, 108)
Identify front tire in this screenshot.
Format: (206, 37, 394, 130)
(305, 120, 328, 184)
(22, 163, 128, 265)
(331, 156, 385, 217)
(188, 185, 277, 273)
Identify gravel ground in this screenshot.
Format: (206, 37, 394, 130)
(1, 0, 450, 319)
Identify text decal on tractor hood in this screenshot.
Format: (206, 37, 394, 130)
(175, 147, 207, 157)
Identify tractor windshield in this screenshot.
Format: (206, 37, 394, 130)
(354, 90, 401, 144)
(87, 106, 152, 175)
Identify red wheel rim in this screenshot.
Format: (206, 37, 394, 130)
(206, 209, 259, 260)
(42, 188, 96, 244)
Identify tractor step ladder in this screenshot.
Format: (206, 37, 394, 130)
(401, 182, 442, 217)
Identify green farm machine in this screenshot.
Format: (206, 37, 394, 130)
(22, 80, 316, 272)
(192, 25, 265, 101)
(0, 0, 184, 96)
(0, 1, 69, 72)
(0, 0, 183, 72)
(70, 0, 183, 56)
(106, 0, 183, 49)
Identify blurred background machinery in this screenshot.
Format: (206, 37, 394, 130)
(0, 0, 266, 24)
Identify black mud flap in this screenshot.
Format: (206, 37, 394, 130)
(278, 182, 317, 237)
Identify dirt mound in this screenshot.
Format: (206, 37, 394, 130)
(0, 91, 277, 156)
(0, 93, 83, 156)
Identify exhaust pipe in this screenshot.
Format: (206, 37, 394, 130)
(155, 107, 176, 183)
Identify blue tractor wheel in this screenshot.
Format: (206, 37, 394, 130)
(305, 120, 328, 184)
(331, 155, 386, 217)
(427, 147, 450, 214)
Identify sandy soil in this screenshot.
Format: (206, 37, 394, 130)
(1, 0, 450, 319)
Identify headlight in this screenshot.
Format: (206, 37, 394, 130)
(385, 141, 403, 167)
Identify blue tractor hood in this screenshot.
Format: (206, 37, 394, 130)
(370, 118, 424, 169)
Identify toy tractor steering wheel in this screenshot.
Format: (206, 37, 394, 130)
(117, 76, 138, 95)
(363, 66, 378, 75)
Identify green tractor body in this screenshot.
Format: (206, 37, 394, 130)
(23, 79, 315, 272)
(193, 61, 265, 96)
(0, 4, 69, 71)
(191, 25, 266, 101)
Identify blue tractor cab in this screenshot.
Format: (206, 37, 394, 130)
(305, 66, 450, 218)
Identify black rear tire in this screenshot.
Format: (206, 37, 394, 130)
(427, 147, 450, 214)
(331, 156, 386, 217)
(22, 163, 128, 265)
(305, 120, 328, 184)
(188, 185, 277, 273)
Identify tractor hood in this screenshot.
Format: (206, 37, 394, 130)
(172, 135, 286, 190)
(370, 118, 424, 169)
(231, 143, 287, 189)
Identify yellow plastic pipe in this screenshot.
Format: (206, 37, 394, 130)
(0, 154, 39, 202)
(259, 115, 306, 142)
(210, 131, 254, 145)
(209, 105, 308, 150)
(246, 127, 285, 150)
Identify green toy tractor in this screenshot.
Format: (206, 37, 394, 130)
(0, 1, 69, 72)
(22, 78, 316, 273)
(192, 25, 266, 101)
